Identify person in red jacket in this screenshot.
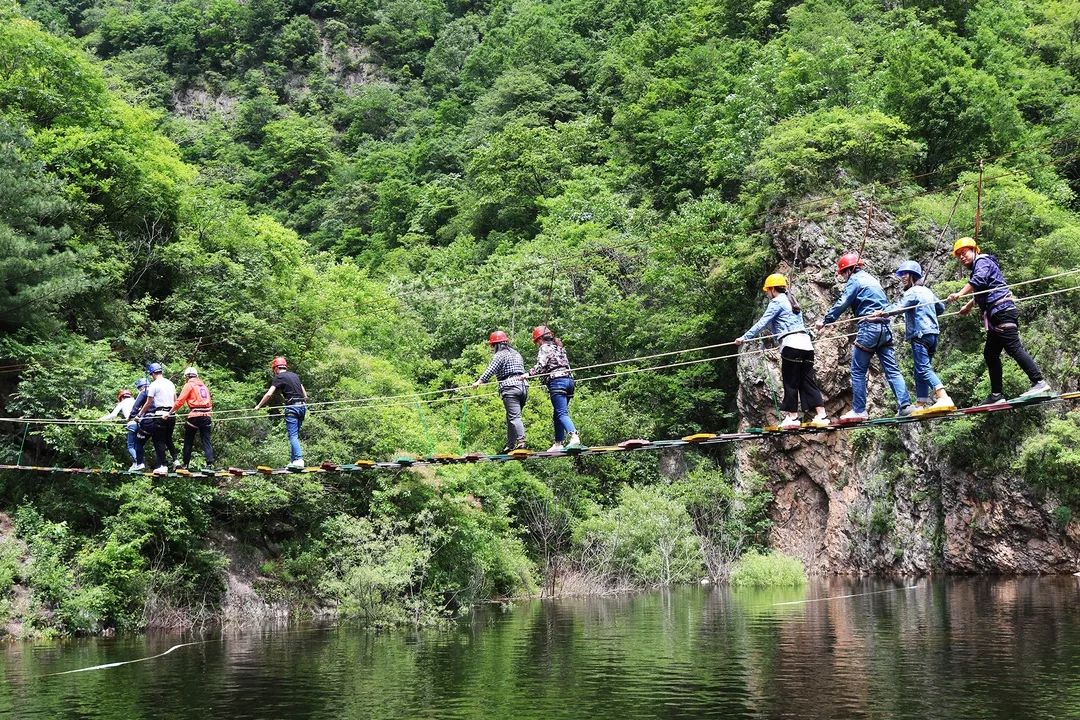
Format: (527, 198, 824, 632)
(172, 366, 214, 471)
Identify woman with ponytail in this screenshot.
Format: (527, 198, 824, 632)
(736, 274, 829, 429)
(527, 325, 581, 451)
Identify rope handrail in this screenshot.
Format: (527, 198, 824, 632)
(2, 274, 1077, 427)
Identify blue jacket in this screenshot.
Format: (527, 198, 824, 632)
(885, 285, 945, 340)
(822, 269, 889, 324)
(968, 254, 1015, 317)
(129, 390, 149, 418)
(741, 293, 810, 342)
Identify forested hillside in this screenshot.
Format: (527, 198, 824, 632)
(2, 0, 1079, 634)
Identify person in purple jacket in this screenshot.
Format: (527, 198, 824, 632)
(946, 237, 1051, 404)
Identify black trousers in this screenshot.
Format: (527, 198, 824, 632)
(150, 415, 177, 468)
(984, 308, 1042, 394)
(182, 416, 214, 465)
(780, 347, 824, 413)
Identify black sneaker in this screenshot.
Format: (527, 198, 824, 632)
(982, 392, 1006, 406)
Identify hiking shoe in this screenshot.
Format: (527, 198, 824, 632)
(152, 466, 168, 476)
(128, 463, 145, 472)
(287, 459, 305, 470)
(981, 392, 1006, 406)
(839, 410, 869, 422)
(780, 417, 801, 429)
(1018, 381, 1052, 398)
(897, 404, 915, 417)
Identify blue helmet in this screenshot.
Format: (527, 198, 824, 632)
(146, 362, 164, 375)
(895, 261, 923, 280)
(135, 378, 149, 389)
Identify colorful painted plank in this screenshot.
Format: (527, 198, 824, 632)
(618, 438, 652, 450)
(681, 433, 716, 443)
(961, 402, 1012, 415)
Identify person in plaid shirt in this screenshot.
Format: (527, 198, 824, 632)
(472, 330, 529, 452)
(527, 325, 581, 451)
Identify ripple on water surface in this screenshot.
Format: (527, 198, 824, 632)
(3, 577, 1080, 720)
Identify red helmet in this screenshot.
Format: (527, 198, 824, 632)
(488, 330, 509, 345)
(270, 356, 288, 371)
(837, 252, 863, 275)
(531, 325, 552, 343)
(117, 390, 132, 401)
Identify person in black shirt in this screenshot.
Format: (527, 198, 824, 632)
(254, 356, 309, 469)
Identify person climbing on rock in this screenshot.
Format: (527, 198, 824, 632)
(254, 356, 308, 469)
(872, 261, 954, 411)
(172, 366, 214, 471)
(135, 362, 178, 476)
(816, 252, 914, 422)
(526, 325, 581, 451)
(100, 386, 138, 466)
(736, 273, 829, 429)
(471, 330, 529, 453)
(945, 237, 1051, 404)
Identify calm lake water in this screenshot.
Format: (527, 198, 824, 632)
(3, 577, 1079, 719)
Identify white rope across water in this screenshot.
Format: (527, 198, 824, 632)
(45, 640, 208, 676)
(773, 585, 919, 606)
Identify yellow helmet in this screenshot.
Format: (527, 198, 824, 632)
(952, 237, 980, 257)
(762, 273, 788, 291)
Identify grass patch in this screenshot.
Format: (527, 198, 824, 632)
(729, 550, 807, 588)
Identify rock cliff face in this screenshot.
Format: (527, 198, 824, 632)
(734, 197, 1080, 575)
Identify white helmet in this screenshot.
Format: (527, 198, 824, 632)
(183, 366, 199, 377)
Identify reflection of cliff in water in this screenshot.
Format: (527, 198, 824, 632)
(4, 579, 1080, 719)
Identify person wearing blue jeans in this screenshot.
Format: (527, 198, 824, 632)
(874, 261, 954, 410)
(283, 405, 306, 464)
(528, 325, 581, 451)
(254, 356, 309, 469)
(817, 253, 914, 422)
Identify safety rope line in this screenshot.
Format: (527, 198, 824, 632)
(3, 273, 1078, 427)
(1, 392, 1076, 477)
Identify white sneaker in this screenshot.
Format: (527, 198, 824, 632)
(839, 410, 869, 422)
(1018, 381, 1052, 398)
(172, 458, 184, 468)
(153, 466, 168, 476)
(566, 433, 581, 446)
(287, 459, 305, 470)
(931, 394, 955, 409)
(547, 443, 564, 452)
(128, 463, 145, 472)
(779, 417, 801, 429)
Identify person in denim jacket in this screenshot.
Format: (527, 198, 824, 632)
(945, 237, 1050, 404)
(527, 325, 581, 451)
(736, 273, 829, 429)
(816, 253, 914, 421)
(874, 261, 954, 410)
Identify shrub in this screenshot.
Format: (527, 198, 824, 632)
(729, 550, 807, 588)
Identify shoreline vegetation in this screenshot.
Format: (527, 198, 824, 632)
(3, 0, 1080, 638)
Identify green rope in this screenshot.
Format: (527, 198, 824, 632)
(16, 423, 28, 465)
(761, 352, 781, 421)
(458, 397, 468, 455)
(415, 399, 434, 455)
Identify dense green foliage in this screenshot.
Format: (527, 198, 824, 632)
(2, 0, 1080, 634)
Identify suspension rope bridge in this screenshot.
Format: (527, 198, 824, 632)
(0, 391, 1076, 478)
